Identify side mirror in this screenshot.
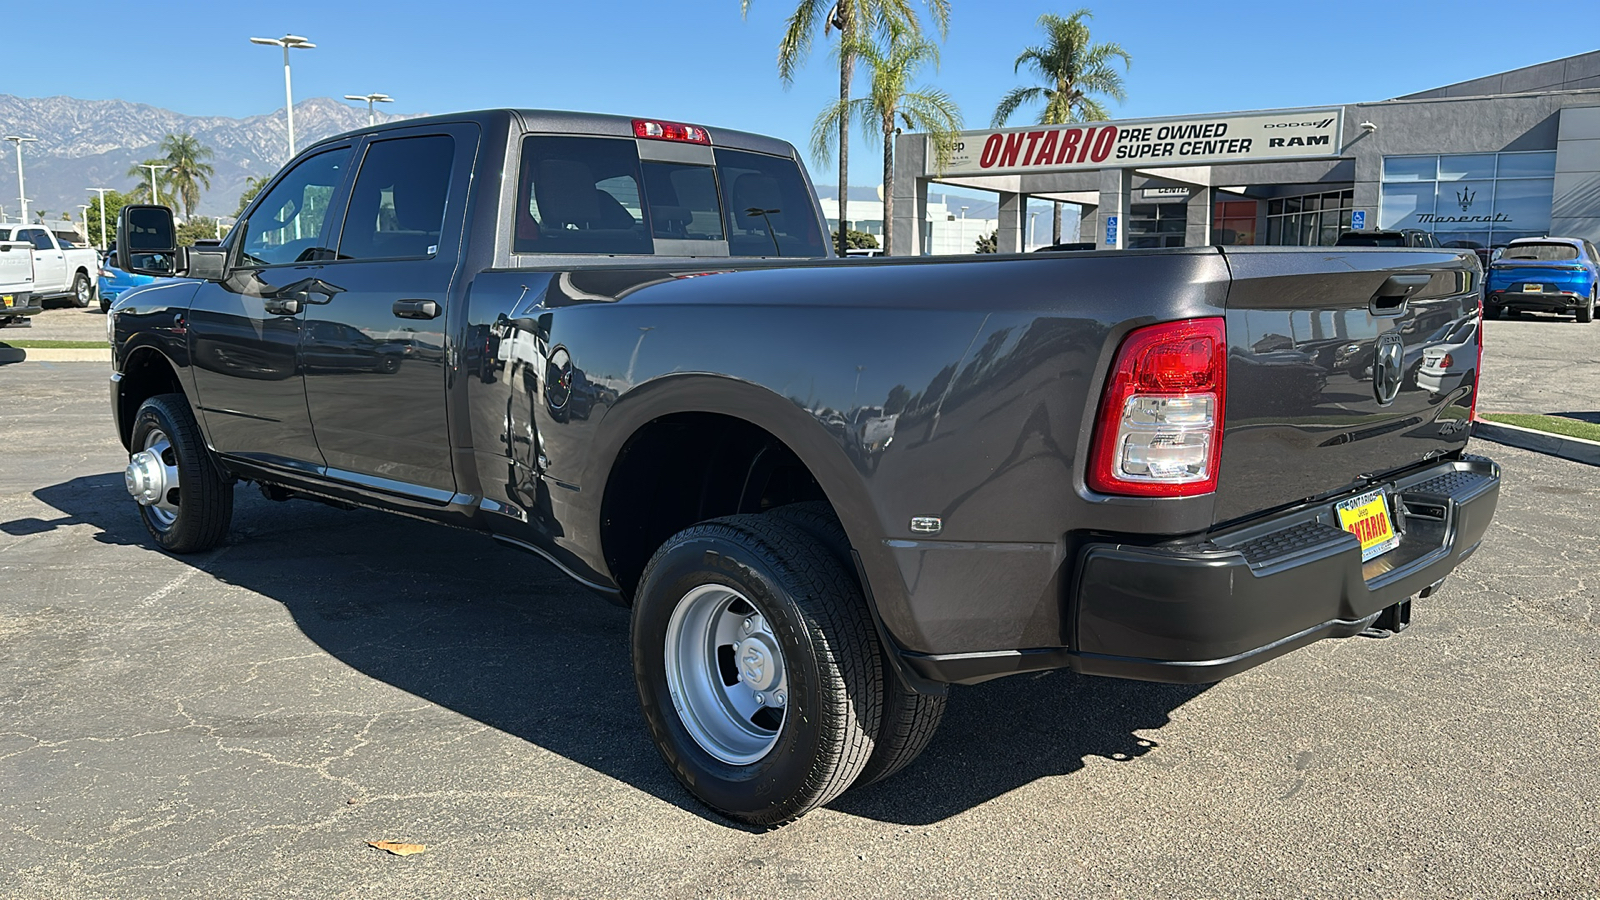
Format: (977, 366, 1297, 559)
(115, 205, 177, 275)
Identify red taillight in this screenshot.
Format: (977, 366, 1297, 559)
(632, 119, 710, 144)
(1088, 317, 1226, 497)
(1441, 352, 1455, 369)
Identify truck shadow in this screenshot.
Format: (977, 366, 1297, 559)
(27, 473, 1209, 829)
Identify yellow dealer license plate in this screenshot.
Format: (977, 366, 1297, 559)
(1, 294, 12, 308)
(1337, 489, 1400, 562)
(1523, 284, 1543, 292)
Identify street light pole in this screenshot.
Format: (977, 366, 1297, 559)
(77, 204, 89, 245)
(4, 135, 40, 224)
(344, 93, 394, 126)
(250, 34, 316, 158)
(89, 187, 111, 249)
(142, 164, 169, 207)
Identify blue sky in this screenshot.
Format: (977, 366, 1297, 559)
(10, 0, 1599, 189)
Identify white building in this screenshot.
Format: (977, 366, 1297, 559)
(817, 193, 1078, 255)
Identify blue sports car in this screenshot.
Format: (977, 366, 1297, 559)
(1484, 236, 1600, 323)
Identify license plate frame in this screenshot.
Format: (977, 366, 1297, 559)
(1336, 488, 1400, 562)
(1, 294, 11, 308)
(1523, 283, 1544, 292)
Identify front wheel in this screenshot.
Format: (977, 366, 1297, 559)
(632, 514, 884, 827)
(70, 271, 93, 308)
(125, 393, 233, 552)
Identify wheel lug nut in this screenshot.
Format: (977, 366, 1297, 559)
(773, 690, 786, 707)
(753, 692, 765, 705)
(742, 617, 755, 634)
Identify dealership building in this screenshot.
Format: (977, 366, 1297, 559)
(891, 50, 1600, 255)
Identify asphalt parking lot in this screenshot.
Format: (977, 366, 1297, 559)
(3, 357, 1598, 897)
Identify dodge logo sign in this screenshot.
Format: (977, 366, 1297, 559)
(1374, 333, 1404, 406)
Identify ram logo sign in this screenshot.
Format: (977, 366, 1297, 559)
(939, 109, 1344, 176)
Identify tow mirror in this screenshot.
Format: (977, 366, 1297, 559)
(115, 205, 177, 276)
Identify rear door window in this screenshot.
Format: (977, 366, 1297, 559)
(514, 136, 651, 255)
(715, 148, 826, 258)
(336, 134, 455, 260)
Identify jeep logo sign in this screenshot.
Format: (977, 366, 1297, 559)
(940, 109, 1344, 176)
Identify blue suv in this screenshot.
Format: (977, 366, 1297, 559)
(1485, 236, 1600, 323)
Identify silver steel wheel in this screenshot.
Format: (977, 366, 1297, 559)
(663, 584, 789, 765)
(74, 274, 91, 306)
(125, 427, 181, 531)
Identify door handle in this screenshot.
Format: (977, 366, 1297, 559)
(393, 299, 441, 320)
(277, 277, 344, 305)
(1370, 273, 1431, 317)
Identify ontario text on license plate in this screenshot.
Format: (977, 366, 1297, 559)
(1337, 489, 1400, 562)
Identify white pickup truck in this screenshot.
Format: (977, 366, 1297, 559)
(0, 234, 37, 325)
(0, 224, 98, 308)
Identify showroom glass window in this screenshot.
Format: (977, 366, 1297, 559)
(1378, 152, 1556, 249)
(1265, 190, 1354, 246)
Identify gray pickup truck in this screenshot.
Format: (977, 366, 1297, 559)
(107, 109, 1500, 826)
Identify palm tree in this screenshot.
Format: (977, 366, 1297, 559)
(993, 9, 1130, 243)
(812, 23, 961, 255)
(742, 0, 950, 256)
(158, 133, 216, 218)
(125, 160, 173, 206)
(234, 175, 270, 218)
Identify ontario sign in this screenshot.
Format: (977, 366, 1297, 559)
(940, 109, 1345, 176)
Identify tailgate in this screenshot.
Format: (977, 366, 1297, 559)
(0, 242, 32, 289)
(1214, 247, 1480, 524)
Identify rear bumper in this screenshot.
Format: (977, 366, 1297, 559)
(1488, 290, 1588, 311)
(901, 454, 1500, 686)
(1, 291, 40, 317)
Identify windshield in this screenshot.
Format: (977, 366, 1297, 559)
(1499, 242, 1580, 261)
(0, 228, 11, 241)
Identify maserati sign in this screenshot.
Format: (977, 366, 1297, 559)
(939, 108, 1345, 176)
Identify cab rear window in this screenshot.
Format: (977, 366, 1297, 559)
(512, 135, 824, 258)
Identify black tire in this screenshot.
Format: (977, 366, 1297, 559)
(70, 271, 93, 308)
(99, 296, 111, 314)
(767, 501, 946, 786)
(1579, 289, 1595, 324)
(128, 393, 233, 553)
(1484, 303, 1503, 320)
(632, 514, 883, 827)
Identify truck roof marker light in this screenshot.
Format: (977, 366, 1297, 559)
(633, 119, 711, 145)
(1088, 317, 1226, 498)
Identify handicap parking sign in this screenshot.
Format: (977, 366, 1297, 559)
(1351, 210, 1366, 230)
(1106, 215, 1118, 245)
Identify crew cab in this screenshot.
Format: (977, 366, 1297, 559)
(1484, 236, 1600, 322)
(0, 224, 98, 308)
(0, 233, 37, 324)
(106, 109, 1501, 827)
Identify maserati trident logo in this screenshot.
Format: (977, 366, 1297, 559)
(1457, 187, 1476, 212)
(1374, 333, 1404, 405)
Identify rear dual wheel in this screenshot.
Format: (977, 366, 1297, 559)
(632, 514, 887, 827)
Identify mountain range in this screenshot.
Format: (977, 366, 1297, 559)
(0, 94, 411, 223)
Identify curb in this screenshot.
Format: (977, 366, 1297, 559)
(0, 347, 111, 363)
(1473, 419, 1600, 467)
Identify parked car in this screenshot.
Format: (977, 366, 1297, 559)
(0, 224, 99, 307)
(1484, 236, 1599, 322)
(1335, 229, 1441, 248)
(0, 233, 39, 325)
(97, 242, 168, 313)
(106, 108, 1500, 827)
(1415, 317, 1480, 399)
(1034, 242, 1098, 252)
